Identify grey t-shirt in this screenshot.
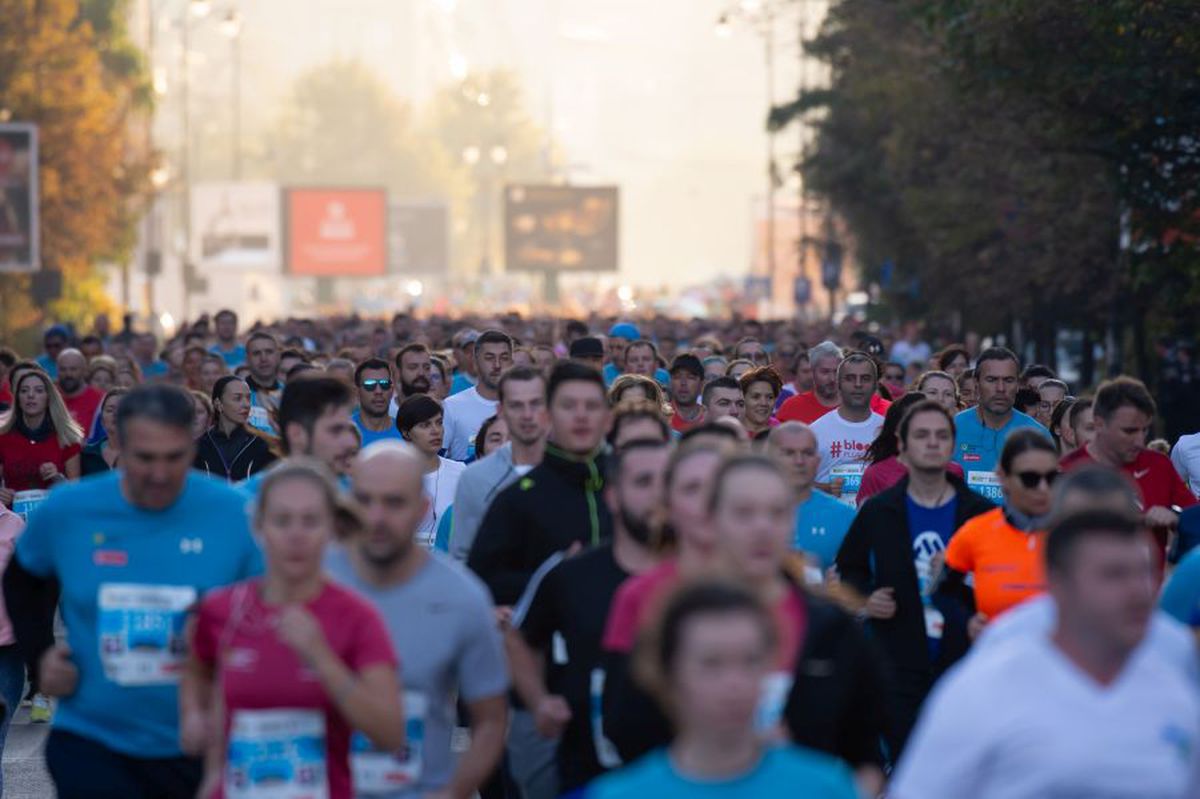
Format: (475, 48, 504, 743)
(325, 546, 509, 797)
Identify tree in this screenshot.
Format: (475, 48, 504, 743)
(0, 0, 150, 343)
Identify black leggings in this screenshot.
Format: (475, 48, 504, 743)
(45, 729, 203, 799)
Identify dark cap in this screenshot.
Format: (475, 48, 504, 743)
(669, 353, 705, 378)
(569, 336, 605, 359)
(860, 335, 885, 359)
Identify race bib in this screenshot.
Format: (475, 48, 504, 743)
(755, 671, 794, 735)
(226, 708, 328, 799)
(12, 489, 48, 522)
(98, 583, 196, 686)
(247, 406, 273, 434)
(923, 604, 945, 640)
(966, 470, 1004, 501)
(589, 669, 622, 769)
(830, 463, 866, 508)
(350, 691, 426, 794)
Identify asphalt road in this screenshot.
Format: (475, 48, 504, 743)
(3, 707, 53, 798)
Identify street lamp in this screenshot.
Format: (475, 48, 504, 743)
(220, 9, 242, 179)
(189, 0, 211, 18)
(462, 145, 481, 165)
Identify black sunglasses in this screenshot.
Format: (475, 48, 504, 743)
(362, 378, 393, 392)
(1015, 470, 1059, 489)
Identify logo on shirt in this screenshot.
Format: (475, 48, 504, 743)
(1133, 468, 1150, 479)
(93, 550, 128, 567)
(828, 439, 868, 459)
(179, 537, 204, 555)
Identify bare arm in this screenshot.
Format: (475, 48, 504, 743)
(63, 453, 80, 481)
(440, 694, 508, 799)
(504, 628, 570, 739)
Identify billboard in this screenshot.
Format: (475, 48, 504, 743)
(389, 202, 448, 274)
(191, 182, 280, 271)
(504, 184, 618, 272)
(0, 124, 38, 273)
(285, 188, 387, 276)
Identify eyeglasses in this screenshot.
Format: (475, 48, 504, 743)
(361, 378, 393, 392)
(1015, 470, 1059, 489)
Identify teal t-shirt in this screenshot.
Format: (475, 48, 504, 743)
(952, 408, 1048, 501)
(209, 343, 247, 368)
(16, 470, 263, 757)
(1161, 548, 1200, 626)
(583, 746, 858, 799)
(793, 490, 857, 569)
(352, 407, 404, 448)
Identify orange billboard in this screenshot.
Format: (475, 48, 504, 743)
(285, 188, 387, 276)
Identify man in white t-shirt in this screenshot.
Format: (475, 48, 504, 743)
(891, 507, 1200, 799)
(442, 329, 513, 461)
(810, 352, 884, 506)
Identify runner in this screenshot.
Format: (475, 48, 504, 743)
(935, 345, 970, 380)
(468, 361, 612, 606)
(209, 309, 246, 368)
(449, 329, 480, 396)
(945, 429, 1058, 632)
(601, 323, 640, 386)
(583, 582, 859, 798)
(244, 332, 283, 434)
(809, 353, 885, 507)
(667, 354, 705, 434)
(81, 388, 128, 476)
(0, 497, 25, 786)
(393, 343, 434, 405)
(776, 341, 843, 424)
(507, 440, 668, 794)
(1067, 396, 1096, 451)
(395, 395, 465, 550)
(568, 337, 606, 373)
(700, 377, 744, 423)
(352, 358, 404, 447)
(607, 402, 670, 450)
(193, 376, 276, 481)
(891, 508, 1200, 799)
(622, 340, 669, 386)
(1059, 377, 1195, 559)
(766, 422, 854, 573)
(1034, 378, 1069, 428)
(334, 443, 509, 799)
(35, 325, 68, 378)
(1019, 363, 1057, 391)
(182, 459, 404, 799)
(738, 366, 781, 441)
(443, 330, 512, 461)
(952, 347, 1047, 502)
(448, 365, 548, 563)
(56, 348, 104, 437)
(1048, 396, 1078, 453)
(2, 385, 263, 798)
(0, 368, 83, 499)
(956, 368, 978, 408)
(856, 393, 965, 508)
(916, 370, 958, 413)
(837, 400, 993, 756)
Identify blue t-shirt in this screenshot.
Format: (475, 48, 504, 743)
(352, 407, 403, 448)
(35, 353, 58, 379)
(141, 360, 169, 379)
(906, 494, 958, 661)
(952, 408, 1048, 501)
(209, 343, 247, 368)
(602, 363, 671, 388)
(16, 471, 263, 758)
(1161, 547, 1200, 627)
(582, 746, 857, 799)
(793, 491, 857, 569)
(450, 372, 476, 396)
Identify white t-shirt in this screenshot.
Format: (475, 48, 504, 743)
(442, 387, 498, 461)
(893, 607, 1200, 799)
(418, 457, 465, 549)
(1171, 432, 1200, 498)
(890, 340, 932, 368)
(810, 409, 883, 507)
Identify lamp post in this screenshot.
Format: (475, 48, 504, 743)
(463, 143, 509, 276)
(220, 9, 242, 179)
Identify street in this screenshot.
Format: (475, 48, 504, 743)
(4, 708, 53, 798)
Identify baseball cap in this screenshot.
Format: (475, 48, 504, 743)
(569, 336, 605, 359)
(608, 322, 641, 342)
(669, 353, 704, 379)
(44, 324, 69, 340)
(860, 335, 885, 359)
(451, 328, 480, 348)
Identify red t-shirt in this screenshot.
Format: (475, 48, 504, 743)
(0, 381, 11, 410)
(670, 408, 706, 434)
(0, 429, 81, 491)
(777, 391, 891, 425)
(63, 385, 104, 438)
(1060, 447, 1196, 513)
(193, 580, 399, 799)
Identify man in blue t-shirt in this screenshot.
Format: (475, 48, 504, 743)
(768, 422, 856, 572)
(208, 308, 247, 368)
(2, 385, 262, 798)
(953, 347, 1048, 501)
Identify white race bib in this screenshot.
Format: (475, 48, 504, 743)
(12, 489, 48, 522)
(830, 463, 866, 508)
(755, 671, 794, 735)
(247, 405, 273, 434)
(923, 604, 945, 640)
(966, 470, 1003, 501)
(226, 708, 328, 799)
(350, 691, 426, 794)
(97, 583, 196, 686)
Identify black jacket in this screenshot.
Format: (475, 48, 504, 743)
(835, 474, 994, 677)
(193, 425, 277, 482)
(468, 443, 612, 605)
(602, 587, 889, 769)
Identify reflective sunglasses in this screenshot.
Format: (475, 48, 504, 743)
(361, 378, 393, 392)
(1015, 470, 1059, 489)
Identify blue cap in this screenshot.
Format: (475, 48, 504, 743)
(608, 322, 641, 342)
(44, 324, 69, 340)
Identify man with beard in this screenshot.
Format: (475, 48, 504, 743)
(327, 443, 509, 799)
(393, 343, 434, 406)
(810, 353, 886, 507)
(352, 358, 404, 446)
(56, 349, 104, 437)
(443, 330, 513, 461)
(779, 341, 889, 425)
(505, 439, 668, 796)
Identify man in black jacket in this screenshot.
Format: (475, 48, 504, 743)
(836, 399, 994, 759)
(468, 360, 613, 606)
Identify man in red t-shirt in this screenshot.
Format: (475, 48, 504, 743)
(668, 354, 706, 434)
(777, 341, 890, 425)
(1060, 376, 1195, 554)
(56, 349, 103, 437)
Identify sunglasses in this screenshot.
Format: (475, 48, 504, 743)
(362, 378, 393, 392)
(1015, 470, 1059, 489)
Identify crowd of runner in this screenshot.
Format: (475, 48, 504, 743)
(0, 308, 1198, 798)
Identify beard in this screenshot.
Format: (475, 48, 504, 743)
(401, 377, 431, 396)
(620, 505, 656, 547)
(59, 377, 81, 394)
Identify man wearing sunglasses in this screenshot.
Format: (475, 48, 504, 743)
(352, 357, 404, 447)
